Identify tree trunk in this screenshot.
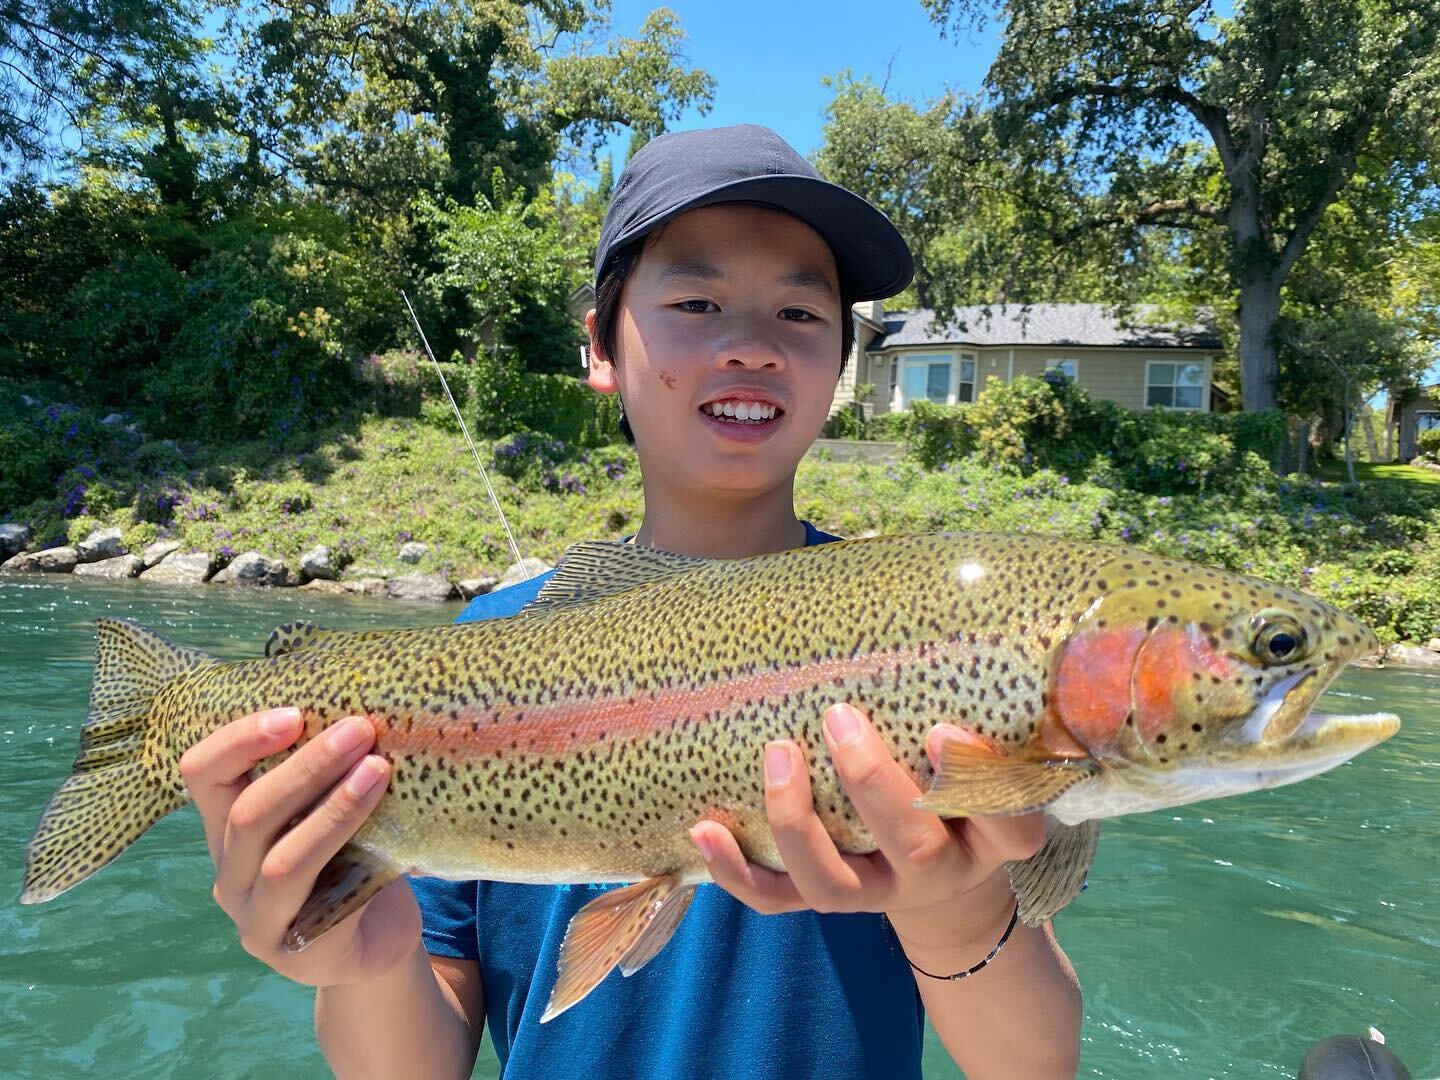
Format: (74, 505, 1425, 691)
(1361, 411, 1380, 463)
(1383, 411, 1394, 462)
(1236, 273, 1283, 412)
(1296, 417, 1309, 475)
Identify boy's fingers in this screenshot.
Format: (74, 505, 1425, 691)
(759, 740, 884, 910)
(248, 754, 392, 924)
(179, 707, 304, 863)
(214, 716, 375, 900)
(689, 821, 807, 915)
(824, 705, 959, 876)
(964, 811, 1049, 865)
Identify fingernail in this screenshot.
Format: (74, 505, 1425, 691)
(689, 826, 718, 862)
(327, 716, 368, 754)
(345, 756, 385, 797)
(260, 708, 301, 736)
(824, 704, 864, 747)
(764, 742, 792, 786)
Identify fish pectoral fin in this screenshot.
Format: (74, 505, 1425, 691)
(618, 883, 696, 976)
(541, 874, 690, 1023)
(284, 843, 399, 951)
(1007, 819, 1099, 927)
(914, 742, 1100, 817)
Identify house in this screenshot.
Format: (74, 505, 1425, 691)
(837, 301, 1221, 418)
(1385, 384, 1440, 461)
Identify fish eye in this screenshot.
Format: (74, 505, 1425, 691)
(1250, 610, 1309, 665)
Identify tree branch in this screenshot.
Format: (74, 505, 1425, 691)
(1277, 115, 1377, 279)
(1045, 80, 1238, 172)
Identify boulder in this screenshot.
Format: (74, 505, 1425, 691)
(211, 551, 297, 587)
(1384, 643, 1440, 670)
(141, 539, 182, 568)
(299, 578, 349, 595)
(74, 555, 144, 579)
(342, 577, 387, 597)
(300, 545, 339, 581)
(1426, 637, 1440, 654)
(457, 575, 499, 600)
(386, 572, 456, 602)
(344, 564, 391, 581)
(398, 541, 429, 564)
(100, 412, 128, 426)
(140, 551, 215, 585)
(77, 527, 125, 562)
(2, 546, 78, 573)
(497, 557, 554, 590)
(0, 523, 31, 560)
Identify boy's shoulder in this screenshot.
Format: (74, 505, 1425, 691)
(454, 569, 556, 624)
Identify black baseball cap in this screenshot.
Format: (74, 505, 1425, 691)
(594, 124, 914, 300)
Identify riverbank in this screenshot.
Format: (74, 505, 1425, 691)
(3, 406, 1440, 661)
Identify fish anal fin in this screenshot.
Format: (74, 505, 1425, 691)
(1007, 819, 1100, 927)
(541, 874, 688, 1023)
(915, 741, 1099, 817)
(265, 621, 344, 658)
(618, 883, 696, 976)
(284, 843, 399, 951)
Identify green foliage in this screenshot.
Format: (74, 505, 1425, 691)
(866, 412, 911, 441)
(1417, 429, 1440, 458)
(904, 400, 976, 470)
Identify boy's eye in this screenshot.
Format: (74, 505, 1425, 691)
(676, 299, 716, 313)
(779, 308, 817, 322)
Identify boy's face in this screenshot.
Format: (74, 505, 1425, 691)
(586, 203, 844, 500)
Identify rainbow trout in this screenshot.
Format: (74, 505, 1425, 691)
(22, 533, 1399, 1019)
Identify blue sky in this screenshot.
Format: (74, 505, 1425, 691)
(596, 0, 999, 165)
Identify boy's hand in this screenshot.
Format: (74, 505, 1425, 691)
(689, 702, 1046, 952)
(180, 707, 422, 988)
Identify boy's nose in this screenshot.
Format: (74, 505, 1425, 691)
(716, 333, 786, 371)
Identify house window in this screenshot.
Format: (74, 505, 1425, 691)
(958, 355, 976, 402)
(1044, 358, 1078, 382)
(1418, 411, 1440, 433)
(897, 353, 953, 409)
(1146, 361, 1206, 409)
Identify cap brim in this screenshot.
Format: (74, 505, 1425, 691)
(607, 174, 914, 301)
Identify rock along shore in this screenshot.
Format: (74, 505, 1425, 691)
(0, 524, 552, 606)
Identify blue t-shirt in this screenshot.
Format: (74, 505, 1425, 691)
(410, 523, 925, 1079)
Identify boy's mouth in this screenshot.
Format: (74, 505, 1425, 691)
(699, 397, 783, 425)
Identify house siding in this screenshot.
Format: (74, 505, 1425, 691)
(867, 345, 1212, 414)
(1397, 389, 1440, 460)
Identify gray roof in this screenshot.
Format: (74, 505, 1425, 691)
(870, 303, 1220, 350)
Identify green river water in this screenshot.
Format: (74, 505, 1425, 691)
(2, 574, 1436, 1079)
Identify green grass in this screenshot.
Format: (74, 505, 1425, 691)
(1316, 459, 1440, 488)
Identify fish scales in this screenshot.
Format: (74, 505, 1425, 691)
(23, 532, 1399, 1020)
(150, 535, 1099, 881)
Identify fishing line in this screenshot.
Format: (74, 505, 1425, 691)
(401, 290, 530, 580)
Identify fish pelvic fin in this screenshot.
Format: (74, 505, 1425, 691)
(1007, 819, 1099, 927)
(541, 875, 695, 1023)
(21, 618, 215, 904)
(285, 843, 400, 951)
(914, 741, 1100, 817)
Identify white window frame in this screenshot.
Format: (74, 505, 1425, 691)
(957, 353, 977, 403)
(1145, 358, 1210, 411)
(1044, 358, 1079, 382)
(893, 352, 957, 410)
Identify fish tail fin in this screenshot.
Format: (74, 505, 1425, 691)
(21, 618, 217, 903)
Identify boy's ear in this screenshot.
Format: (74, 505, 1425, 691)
(583, 308, 619, 394)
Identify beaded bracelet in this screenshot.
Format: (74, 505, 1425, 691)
(898, 901, 1021, 982)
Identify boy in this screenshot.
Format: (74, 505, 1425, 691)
(179, 124, 1082, 1078)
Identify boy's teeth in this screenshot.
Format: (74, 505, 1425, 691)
(706, 400, 776, 422)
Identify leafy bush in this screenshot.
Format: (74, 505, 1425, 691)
(904, 400, 976, 470)
(1417, 428, 1440, 458)
(821, 405, 862, 439)
(866, 412, 910, 441)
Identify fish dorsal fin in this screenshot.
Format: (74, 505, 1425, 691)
(525, 541, 712, 613)
(1007, 819, 1099, 926)
(265, 621, 346, 658)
